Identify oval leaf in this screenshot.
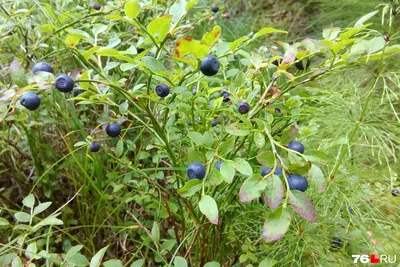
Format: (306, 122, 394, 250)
(220, 161, 235, 183)
(288, 191, 317, 223)
(90, 245, 109, 267)
(233, 158, 253, 176)
(264, 175, 284, 210)
(239, 174, 268, 202)
(225, 123, 250, 136)
(199, 195, 219, 225)
(263, 207, 291, 243)
(256, 151, 275, 167)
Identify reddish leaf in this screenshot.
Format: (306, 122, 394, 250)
(288, 191, 317, 222)
(263, 207, 291, 243)
(264, 175, 284, 210)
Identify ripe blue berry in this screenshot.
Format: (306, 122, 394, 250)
(238, 102, 250, 114)
(261, 166, 282, 176)
(287, 141, 305, 154)
(92, 2, 101, 10)
(287, 174, 308, 192)
(295, 58, 311, 70)
(200, 55, 220, 76)
(211, 119, 218, 127)
(392, 189, 399, 196)
(272, 52, 284, 66)
(186, 120, 192, 126)
(73, 90, 85, 97)
(274, 108, 282, 114)
(192, 88, 197, 95)
(147, 52, 155, 57)
(216, 160, 223, 171)
(32, 62, 53, 74)
(211, 4, 219, 13)
(89, 141, 101, 152)
(187, 162, 206, 180)
(55, 74, 74, 93)
(106, 123, 121, 137)
(221, 92, 231, 102)
(155, 83, 170, 97)
(331, 237, 341, 249)
(20, 92, 40, 111)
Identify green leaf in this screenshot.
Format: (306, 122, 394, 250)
(103, 260, 123, 267)
(22, 194, 35, 209)
(259, 258, 278, 267)
(25, 242, 37, 260)
(33, 202, 52, 216)
(263, 207, 291, 243)
(217, 138, 235, 155)
(124, 0, 141, 19)
(204, 262, 220, 267)
(178, 179, 202, 197)
(202, 26, 221, 47)
(66, 245, 83, 259)
(365, 36, 385, 54)
(90, 246, 109, 267)
(239, 174, 268, 202)
(188, 132, 203, 145)
(174, 37, 209, 59)
(130, 259, 144, 267)
(308, 165, 326, 192)
(220, 161, 236, 183)
(355, 10, 378, 27)
(199, 195, 219, 225)
(251, 27, 287, 42)
(322, 27, 340, 40)
(169, 0, 186, 23)
(288, 191, 317, 222)
(225, 123, 250, 136)
(10, 60, 28, 88)
(65, 34, 84, 47)
(147, 16, 172, 41)
(115, 139, 124, 158)
(233, 158, 253, 176)
(256, 151, 275, 167)
(15, 212, 31, 223)
(230, 36, 249, 52)
(11, 257, 23, 267)
(254, 132, 265, 149)
(119, 102, 129, 114)
(141, 56, 166, 72)
(0, 217, 10, 226)
(203, 131, 214, 147)
(39, 215, 63, 226)
(151, 222, 160, 245)
(287, 161, 311, 175)
(69, 253, 90, 266)
(264, 175, 284, 210)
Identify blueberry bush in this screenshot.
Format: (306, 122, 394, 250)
(1, 1, 400, 266)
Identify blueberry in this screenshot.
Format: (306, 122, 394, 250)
(192, 88, 197, 95)
(261, 166, 282, 176)
(195, 117, 202, 124)
(106, 123, 121, 137)
(137, 47, 145, 54)
(221, 92, 231, 102)
(73, 90, 85, 97)
(392, 189, 399, 196)
(287, 141, 305, 154)
(211, 4, 219, 13)
(232, 55, 238, 60)
(200, 55, 220, 76)
(211, 119, 218, 127)
(295, 58, 311, 71)
(186, 120, 192, 126)
(238, 102, 250, 114)
(147, 52, 155, 57)
(92, 2, 101, 10)
(155, 83, 170, 97)
(20, 92, 40, 111)
(287, 174, 308, 192)
(216, 160, 223, 171)
(55, 74, 74, 93)
(340, 206, 354, 214)
(32, 62, 53, 74)
(272, 52, 284, 66)
(274, 108, 282, 114)
(331, 237, 341, 249)
(89, 141, 101, 152)
(187, 162, 206, 180)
